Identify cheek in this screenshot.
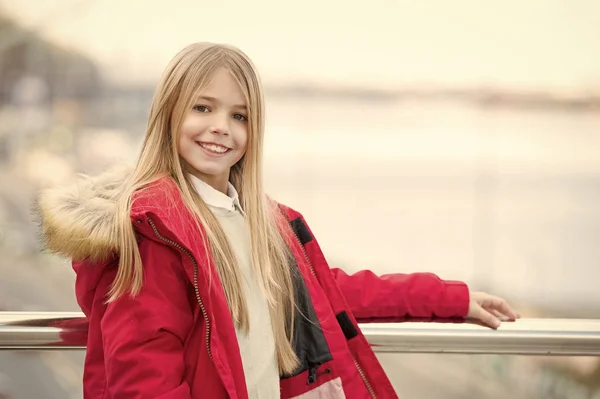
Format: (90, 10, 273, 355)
(178, 124, 197, 156)
(236, 126, 249, 151)
(180, 118, 197, 140)
(179, 116, 201, 143)
(181, 113, 208, 137)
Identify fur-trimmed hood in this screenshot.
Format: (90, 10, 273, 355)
(36, 166, 132, 262)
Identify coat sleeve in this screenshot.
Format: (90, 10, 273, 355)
(278, 204, 471, 324)
(330, 268, 470, 323)
(101, 238, 193, 399)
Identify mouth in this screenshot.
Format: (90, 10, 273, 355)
(196, 141, 231, 155)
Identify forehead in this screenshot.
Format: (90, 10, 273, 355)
(197, 68, 246, 106)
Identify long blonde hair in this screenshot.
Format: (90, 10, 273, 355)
(110, 42, 299, 373)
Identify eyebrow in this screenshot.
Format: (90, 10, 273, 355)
(197, 95, 247, 110)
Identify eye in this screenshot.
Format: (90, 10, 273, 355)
(233, 113, 248, 122)
(192, 105, 210, 113)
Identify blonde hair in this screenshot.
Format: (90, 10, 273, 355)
(110, 42, 299, 373)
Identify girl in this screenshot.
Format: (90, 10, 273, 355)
(37, 42, 519, 399)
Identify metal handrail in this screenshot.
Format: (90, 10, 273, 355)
(1, 312, 600, 356)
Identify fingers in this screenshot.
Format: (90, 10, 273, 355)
(481, 309, 501, 329)
(472, 304, 501, 329)
(471, 292, 521, 320)
(489, 309, 506, 320)
(469, 292, 522, 329)
(487, 296, 519, 320)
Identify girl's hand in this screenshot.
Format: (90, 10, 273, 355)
(467, 291, 521, 329)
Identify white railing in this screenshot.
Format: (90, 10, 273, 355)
(1, 312, 600, 355)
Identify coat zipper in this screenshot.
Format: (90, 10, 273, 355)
(289, 227, 316, 277)
(147, 218, 213, 362)
(286, 218, 376, 398)
(351, 354, 377, 399)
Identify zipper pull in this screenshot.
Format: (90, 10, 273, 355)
(307, 367, 318, 385)
(307, 367, 332, 385)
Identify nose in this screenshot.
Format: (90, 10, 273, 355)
(209, 113, 230, 136)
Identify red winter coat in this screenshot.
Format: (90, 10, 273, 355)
(39, 173, 469, 398)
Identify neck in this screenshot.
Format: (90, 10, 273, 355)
(189, 171, 229, 195)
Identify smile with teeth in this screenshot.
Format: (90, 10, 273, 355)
(198, 142, 230, 154)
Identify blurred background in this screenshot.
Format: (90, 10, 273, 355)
(0, 0, 599, 397)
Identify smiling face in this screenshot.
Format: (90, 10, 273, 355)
(177, 67, 249, 193)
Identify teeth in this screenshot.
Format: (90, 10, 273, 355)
(201, 143, 228, 153)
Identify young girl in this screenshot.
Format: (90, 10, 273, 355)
(38, 42, 519, 399)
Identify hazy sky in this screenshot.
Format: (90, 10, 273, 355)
(2, 0, 600, 91)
